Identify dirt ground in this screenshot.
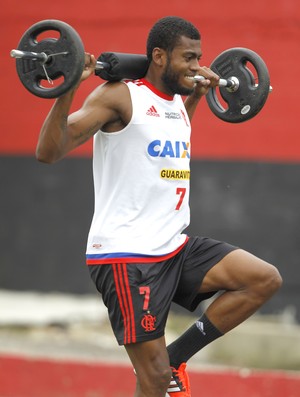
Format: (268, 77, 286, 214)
(1, 289, 299, 371)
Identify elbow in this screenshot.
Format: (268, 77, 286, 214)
(35, 147, 60, 164)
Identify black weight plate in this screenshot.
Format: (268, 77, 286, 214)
(206, 48, 270, 123)
(15, 20, 85, 98)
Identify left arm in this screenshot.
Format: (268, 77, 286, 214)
(184, 66, 219, 121)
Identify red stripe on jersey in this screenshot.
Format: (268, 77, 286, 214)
(130, 78, 174, 100)
(140, 78, 174, 101)
(86, 237, 189, 265)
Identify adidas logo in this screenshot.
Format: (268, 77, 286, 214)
(167, 377, 181, 393)
(196, 320, 206, 335)
(180, 109, 189, 127)
(146, 105, 160, 117)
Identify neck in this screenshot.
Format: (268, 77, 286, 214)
(145, 66, 174, 97)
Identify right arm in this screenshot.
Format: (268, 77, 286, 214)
(36, 54, 129, 163)
(36, 89, 81, 163)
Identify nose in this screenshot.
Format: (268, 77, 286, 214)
(190, 58, 201, 72)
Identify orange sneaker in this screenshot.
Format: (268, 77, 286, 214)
(166, 363, 191, 397)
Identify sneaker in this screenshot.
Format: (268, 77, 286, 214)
(166, 363, 191, 397)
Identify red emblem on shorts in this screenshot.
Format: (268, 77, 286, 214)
(141, 313, 156, 332)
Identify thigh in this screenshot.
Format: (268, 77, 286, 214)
(173, 236, 237, 311)
(199, 248, 276, 293)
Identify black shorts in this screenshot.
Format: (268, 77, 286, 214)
(88, 236, 237, 345)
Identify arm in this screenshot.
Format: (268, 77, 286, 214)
(184, 66, 220, 121)
(36, 54, 127, 163)
(36, 89, 80, 163)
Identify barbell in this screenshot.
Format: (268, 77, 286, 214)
(10, 19, 272, 123)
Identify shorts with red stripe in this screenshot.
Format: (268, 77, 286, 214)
(88, 236, 237, 345)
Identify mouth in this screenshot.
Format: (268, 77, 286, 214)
(185, 75, 196, 83)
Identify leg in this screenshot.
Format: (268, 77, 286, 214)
(167, 248, 282, 367)
(200, 249, 282, 333)
(90, 261, 189, 396)
(125, 336, 171, 397)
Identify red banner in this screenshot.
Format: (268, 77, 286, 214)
(1, 0, 299, 162)
(1, 354, 299, 397)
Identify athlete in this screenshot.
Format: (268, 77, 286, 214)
(36, 16, 282, 397)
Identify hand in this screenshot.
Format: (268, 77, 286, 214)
(80, 53, 97, 82)
(193, 66, 220, 97)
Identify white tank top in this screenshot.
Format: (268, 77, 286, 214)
(86, 79, 191, 264)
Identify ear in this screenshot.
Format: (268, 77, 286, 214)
(151, 47, 167, 67)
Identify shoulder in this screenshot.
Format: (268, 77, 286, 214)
(82, 81, 134, 130)
(82, 81, 132, 120)
(88, 81, 131, 106)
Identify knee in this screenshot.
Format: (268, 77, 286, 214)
(155, 366, 172, 390)
(255, 263, 283, 298)
(137, 364, 171, 395)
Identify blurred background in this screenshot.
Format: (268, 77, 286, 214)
(0, 0, 299, 396)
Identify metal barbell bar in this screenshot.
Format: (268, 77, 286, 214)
(11, 48, 273, 96)
(11, 49, 49, 62)
(11, 48, 110, 71)
(10, 48, 238, 90)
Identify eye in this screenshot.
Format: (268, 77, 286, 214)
(184, 54, 201, 63)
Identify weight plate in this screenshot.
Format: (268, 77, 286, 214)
(206, 47, 270, 123)
(15, 19, 85, 98)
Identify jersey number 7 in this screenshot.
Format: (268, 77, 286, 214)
(175, 187, 186, 210)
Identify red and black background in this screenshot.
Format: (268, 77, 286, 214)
(1, 0, 299, 319)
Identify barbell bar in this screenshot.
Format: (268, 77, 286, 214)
(10, 48, 238, 90)
(10, 19, 272, 123)
(10, 48, 110, 71)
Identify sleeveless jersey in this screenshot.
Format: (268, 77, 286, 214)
(86, 79, 191, 264)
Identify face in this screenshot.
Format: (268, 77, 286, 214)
(161, 36, 202, 96)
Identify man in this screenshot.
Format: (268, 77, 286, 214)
(36, 16, 282, 397)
